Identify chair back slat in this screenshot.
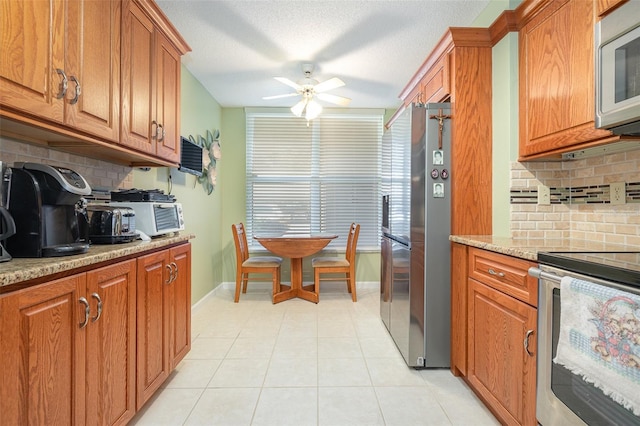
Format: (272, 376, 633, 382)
(345, 223, 360, 263)
(232, 223, 250, 262)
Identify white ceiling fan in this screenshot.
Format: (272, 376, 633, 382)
(263, 64, 351, 120)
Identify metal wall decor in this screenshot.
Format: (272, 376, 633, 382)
(189, 129, 221, 195)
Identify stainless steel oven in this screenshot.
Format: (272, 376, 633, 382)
(531, 252, 640, 426)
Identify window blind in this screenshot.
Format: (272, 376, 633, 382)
(245, 108, 384, 249)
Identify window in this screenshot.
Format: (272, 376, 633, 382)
(245, 108, 384, 249)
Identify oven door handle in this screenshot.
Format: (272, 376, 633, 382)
(524, 329, 535, 357)
(528, 267, 562, 283)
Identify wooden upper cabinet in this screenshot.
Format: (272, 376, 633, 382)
(121, 0, 186, 163)
(0, 0, 65, 122)
(420, 54, 450, 104)
(65, 0, 121, 141)
(0, 0, 120, 142)
(518, 0, 613, 159)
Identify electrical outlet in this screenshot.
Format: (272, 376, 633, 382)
(610, 182, 626, 205)
(538, 185, 550, 205)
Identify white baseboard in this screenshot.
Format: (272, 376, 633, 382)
(191, 281, 380, 313)
(217, 280, 379, 291)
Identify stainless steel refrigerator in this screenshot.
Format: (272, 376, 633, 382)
(380, 102, 451, 368)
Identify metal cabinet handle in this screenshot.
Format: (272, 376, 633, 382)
(170, 262, 178, 283)
(69, 75, 81, 104)
(488, 268, 505, 277)
(166, 264, 173, 284)
(55, 68, 68, 99)
(91, 293, 102, 322)
(151, 120, 158, 140)
(157, 123, 165, 142)
(79, 297, 90, 329)
(524, 329, 534, 357)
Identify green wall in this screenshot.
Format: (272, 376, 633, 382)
(473, 0, 522, 237)
(133, 66, 223, 304)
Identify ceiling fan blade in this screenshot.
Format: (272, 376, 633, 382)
(291, 99, 307, 117)
(314, 77, 345, 93)
(317, 92, 351, 106)
(274, 77, 301, 91)
(262, 93, 299, 100)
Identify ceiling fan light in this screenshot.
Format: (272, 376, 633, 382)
(305, 100, 322, 120)
(291, 99, 307, 117)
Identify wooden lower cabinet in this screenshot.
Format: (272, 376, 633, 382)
(467, 278, 537, 426)
(0, 259, 136, 426)
(0, 242, 191, 425)
(136, 243, 191, 409)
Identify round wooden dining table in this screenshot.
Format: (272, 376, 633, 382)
(254, 234, 337, 303)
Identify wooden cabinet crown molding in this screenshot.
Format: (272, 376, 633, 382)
(133, 0, 191, 55)
(398, 27, 492, 103)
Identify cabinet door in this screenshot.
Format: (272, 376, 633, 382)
(467, 278, 537, 426)
(450, 242, 467, 376)
(169, 243, 191, 369)
(0, 274, 86, 426)
(0, 0, 65, 122)
(136, 249, 170, 409)
(85, 260, 136, 426)
(519, 0, 611, 158)
(64, 0, 120, 141)
(121, 0, 156, 155)
(155, 32, 181, 163)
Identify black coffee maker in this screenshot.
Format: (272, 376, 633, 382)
(6, 162, 91, 257)
(0, 162, 16, 262)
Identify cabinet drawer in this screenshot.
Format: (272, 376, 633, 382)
(468, 247, 537, 306)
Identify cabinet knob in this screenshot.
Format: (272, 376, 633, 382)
(151, 121, 158, 140)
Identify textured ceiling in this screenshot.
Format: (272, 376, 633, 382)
(156, 0, 491, 110)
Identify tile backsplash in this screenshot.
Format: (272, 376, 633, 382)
(0, 136, 134, 190)
(510, 148, 640, 245)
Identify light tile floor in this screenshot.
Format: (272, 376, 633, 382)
(130, 285, 499, 426)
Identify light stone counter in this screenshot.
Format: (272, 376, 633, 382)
(0, 233, 194, 288)
(449, 235, 640, 262)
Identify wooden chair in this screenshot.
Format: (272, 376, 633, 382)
(311, 223, 360, 302)
(231, 223, 282, 303)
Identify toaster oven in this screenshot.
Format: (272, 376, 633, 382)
(109, 202, 184, 238)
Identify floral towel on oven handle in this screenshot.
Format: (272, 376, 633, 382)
(555, 276, 640, 416)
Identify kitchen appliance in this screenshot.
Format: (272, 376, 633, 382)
(109, 201, 184, 238)
(595, 0, 640, 135)
(5, 162, 91, 257)
(530, 252, 640, 425)
(0, 162, 15, 262)
(86, 204, 137, 244)
(380, 103, 451, 368)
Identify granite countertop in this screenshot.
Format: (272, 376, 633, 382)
(449, 235, 640, 262)
(0, 233, 194, 288)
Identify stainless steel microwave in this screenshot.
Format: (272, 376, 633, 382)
(595, 1, 640, 135)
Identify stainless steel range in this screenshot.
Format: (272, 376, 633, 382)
(530, 252, 640, 426)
